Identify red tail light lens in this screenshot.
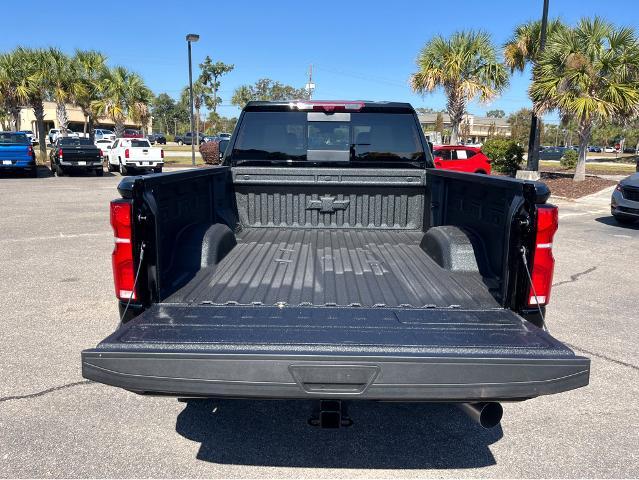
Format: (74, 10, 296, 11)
(528, 204, 559, 307)
(124, 148, 130, 159)
(110, 200, 136, 300)
(27, 145, 34, 157)
(291, 101, 365, 112)
(160, 149, 164, 159)
(58, 148, 63, 158)
(99, 149, 104, 157)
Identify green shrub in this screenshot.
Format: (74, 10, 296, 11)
(482, 138, 524, 175)
(561, 148, 578, 169)
(165, 134, 175, 143)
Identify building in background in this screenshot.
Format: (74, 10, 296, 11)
(18, 101, 151, 139)
(418, 112, 511, 145)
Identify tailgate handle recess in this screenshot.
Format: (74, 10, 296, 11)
(289, 364, 380, 394)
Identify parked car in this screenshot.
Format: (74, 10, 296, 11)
(604, 146, 617, 153)
(611, 173, 639, 224)
(174, 132, 205, 145)
(106, 138, 163, 175)
(95, 138, 114, 154)
(622, 147, 636, 154)
(48, 128, 60, 145)
(122, 129, 143, 139)
(432, 145, 491, 174)
(95, 129, 116, 142)
(17, 130, 37, 145)
(147, 132, 167, 145)
(0, 131, 37, 177)
(218, 132, 231, 139)
(50, 137, 103, 176)
(588, 146, 602, 153)
(539, 146, 567, 160)
(82, 100, 589, 429)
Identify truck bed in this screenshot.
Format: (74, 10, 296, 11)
(167, 228, 499, 309)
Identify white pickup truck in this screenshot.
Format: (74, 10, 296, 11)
(106, 138, 164, 175)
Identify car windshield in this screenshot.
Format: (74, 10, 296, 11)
(130, 139, 150, 147)
(59, 138, 93, 146)
(0, 133, 29, 145)
(229, 111, 426, 168)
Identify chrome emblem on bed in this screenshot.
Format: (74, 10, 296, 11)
(306, 196, 350, 213)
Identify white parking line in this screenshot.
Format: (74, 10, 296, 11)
(613, 234, 632, 239)
(0, 232, 111, 244)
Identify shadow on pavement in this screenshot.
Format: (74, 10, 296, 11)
(175, 399, 502, 469)
(594, 216, 639, 230)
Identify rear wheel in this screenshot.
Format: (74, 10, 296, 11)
(28, 167, 38, 178)
(119, 161, 128, 176)
(177, 140, 184, 146)
(153, 167, 163, 174)
(475, 170, 487, 174)
(95, 167, 104, 177)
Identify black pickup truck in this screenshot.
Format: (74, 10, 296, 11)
(50, 137, 103, 176)
(82, 101, 589, 428)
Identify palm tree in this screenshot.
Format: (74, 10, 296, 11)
(410, 31, 509, 145)
(0, 50, 30, 130)
(92, 66, 152, 137)
(530, 18, 639, 181)
(503, 19, 567, 73)
(181, 80, 211, 140)
(46, 48, 88, 136)
(74, 50, 107, 138)
(15, 47, 50, 159)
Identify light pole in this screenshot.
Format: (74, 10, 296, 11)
(186, 33, 200, 166)
(526, 0, 550, 172)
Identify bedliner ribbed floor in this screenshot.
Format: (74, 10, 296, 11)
(169, 228, 500, 309)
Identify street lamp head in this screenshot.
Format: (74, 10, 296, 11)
(186, 34, 200, 42)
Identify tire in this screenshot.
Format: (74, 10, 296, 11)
(153, 167, 163, 174)
(55, 164, 64, 176)
(119, 161, 128, 176)
(177, 140, 184, 146)
(475, 170, 487, 174)
(108, 161, 117, 172)
(613, 214, 636, 225)
(28, 167, 38, 178)
(95, 167, 104, 177)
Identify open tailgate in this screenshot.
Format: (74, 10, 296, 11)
(82, 305, 589, 400)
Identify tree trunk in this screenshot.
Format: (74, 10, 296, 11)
(114, 119, 125, 138)
(446, 87, 465, 145)
(11, 106, 21, 131)
(56, 101, 69, 134)
(574, 120, 591, 182)
(33, 101, 47, 162)
(88, 115, 95, 142)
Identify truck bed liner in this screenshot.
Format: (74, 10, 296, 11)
(168, 228, 499, 309)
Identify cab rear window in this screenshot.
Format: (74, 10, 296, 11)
(0, 133, 29, 145)
(229, 111, 426, 167)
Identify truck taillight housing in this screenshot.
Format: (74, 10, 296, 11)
(124, 148, 130, 159)
(110, 200, 136, 301)
(160, 149, 164, 159)
(27, 145, 34, 158)
(528, 204, 559, 307)
(58, 148, 63, 158)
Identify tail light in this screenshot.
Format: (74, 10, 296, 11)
(160, 149, 164, 159)
(110, 200, 136, 301)
(58, 148, 63, 159)
(99, 149, 104, 158)
(291, 100, 365, 112)
(125, 148, 130, 159)
(527, 204, 559, 307)
(27, 145, 34, 158)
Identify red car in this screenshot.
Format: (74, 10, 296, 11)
(122, 129, 143, 139)
(432, 145, 492, 174)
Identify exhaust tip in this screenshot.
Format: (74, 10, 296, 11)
(457, 402, 503, 429)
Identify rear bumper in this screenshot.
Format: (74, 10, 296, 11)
(82, 351, 589, 401)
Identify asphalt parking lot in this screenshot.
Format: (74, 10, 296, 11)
(1, 169, 638, 478)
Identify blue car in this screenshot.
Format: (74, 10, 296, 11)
(0, 132, 37, 177)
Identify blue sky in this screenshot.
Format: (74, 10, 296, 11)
(3, 0, 637, 123)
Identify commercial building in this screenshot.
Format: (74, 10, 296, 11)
(17, 101, 150, 139)
(418, 112, 511, 144)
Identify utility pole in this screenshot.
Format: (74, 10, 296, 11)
(526, 0, 550, 172)
(186, 33, 200, 166)
(305, 64, 315, 100)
